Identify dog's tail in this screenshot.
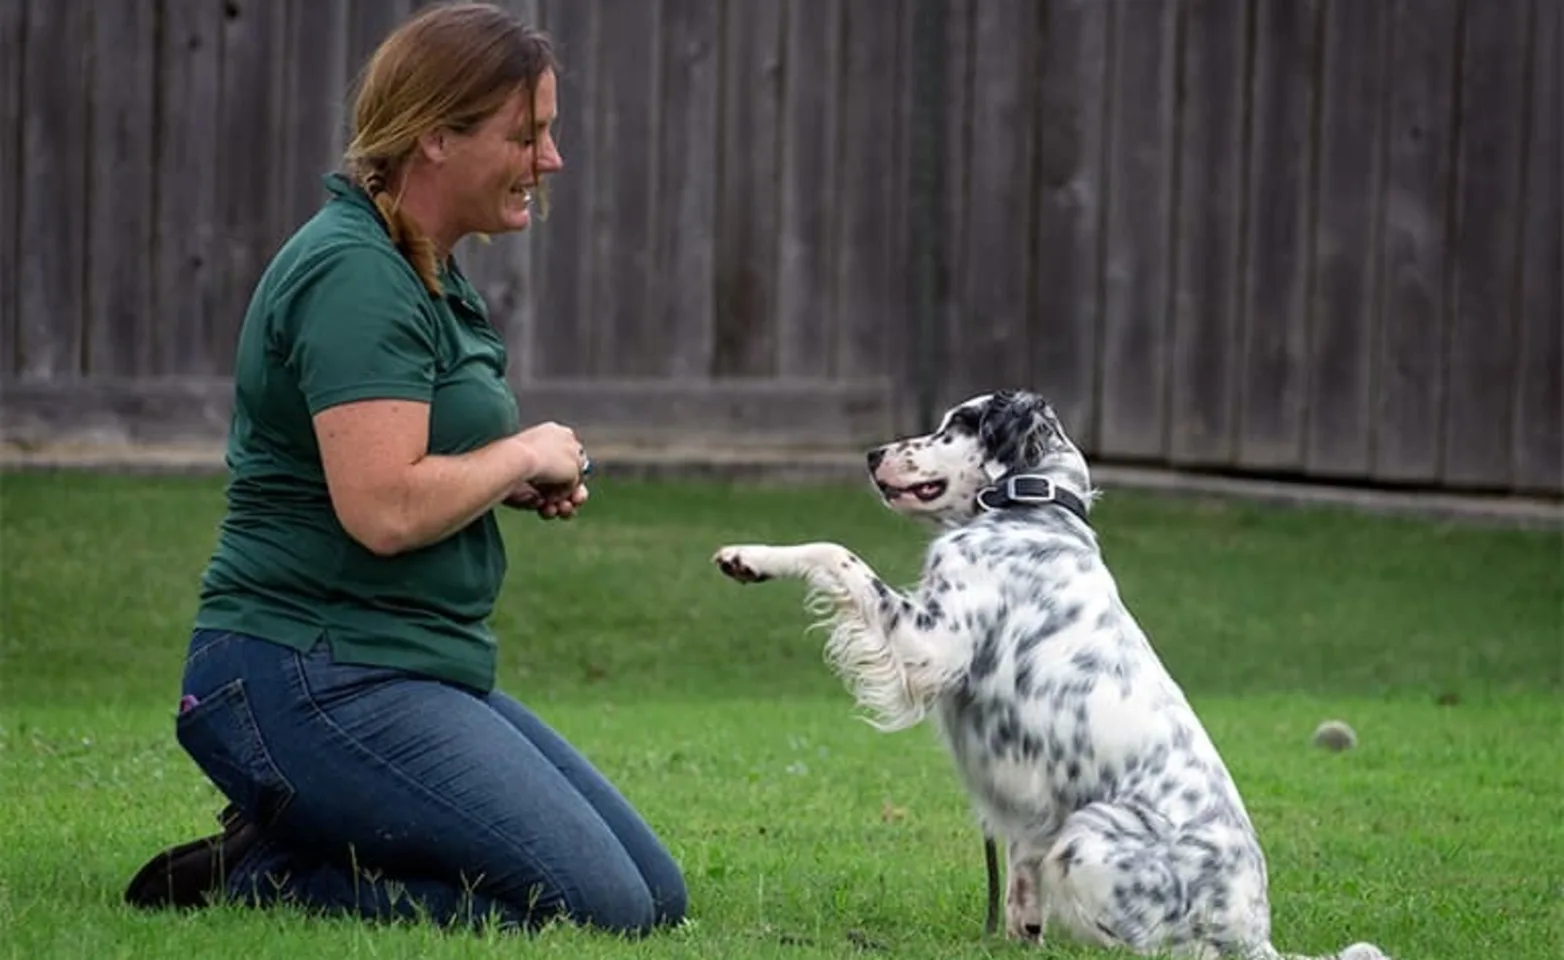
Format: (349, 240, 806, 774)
(1260, 942, 1392, 960)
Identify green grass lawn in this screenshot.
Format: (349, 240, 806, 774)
(0, 471, 1560, 959)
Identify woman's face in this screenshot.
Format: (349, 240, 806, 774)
(444, 68, 562, 237)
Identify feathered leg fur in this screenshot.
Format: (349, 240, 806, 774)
(713, 542, 970, 732)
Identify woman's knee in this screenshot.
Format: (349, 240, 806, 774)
(642, 855, 689, 929)
(560, 856, 687, 936)
(559, 870, 658, 936)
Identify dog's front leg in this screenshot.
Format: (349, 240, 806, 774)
(713, 542, 965, 731)
(712, 542, 882, 622)
(711, 542, 853, 586)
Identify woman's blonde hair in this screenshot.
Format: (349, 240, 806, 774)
(343, 2, 557, 295)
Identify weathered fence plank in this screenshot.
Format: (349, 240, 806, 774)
(1168, 0, 1248, 467)
(837, 0, 908, 383)
(1097, 0, 1178, 460)
(280, 0, 349, 244)
(345, 0, 418, 90)
(591, 0, 659, 375)
(648, 0, 720, 379)
(1442, 0, 1533, 490)
(1304, 0, 1387, 479)
(934, 0, 974, 414)
(18, 0, 90, 380)
(216, 0, 289, 375)
(1237, 0, 1321, 471)
(897, 0, 946, 433)
(533, 0, 596, 376)
(887, 1, 915, 432)
(711, 0, 783, 377)
(153, 0, 223, 376)
(1029, 0, 1108, 452)
(1512, 0, 1563, 496)
(86, 1, 158, 378)
(950, 0, 1035, 401)
(776, 0, 841, 379)
(0, 0, 23, 377)
(1372, 0, 1460, 484)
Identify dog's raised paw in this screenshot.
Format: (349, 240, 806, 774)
(713, 547, 770, 584)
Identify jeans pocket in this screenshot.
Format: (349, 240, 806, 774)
(176, 678, 296, 826)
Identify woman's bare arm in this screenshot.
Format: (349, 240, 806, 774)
(314, 398, 578, 556)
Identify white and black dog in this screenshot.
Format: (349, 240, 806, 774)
(712, 391, 1388, 960)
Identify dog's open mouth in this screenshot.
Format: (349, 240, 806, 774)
(877, 480, 948, 503)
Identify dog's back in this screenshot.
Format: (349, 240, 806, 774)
(928, 508, 1256, 841)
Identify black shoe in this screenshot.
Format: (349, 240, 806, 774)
(123, 804, 260, 910)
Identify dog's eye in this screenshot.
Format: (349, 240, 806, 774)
(946, 409, 982, 435)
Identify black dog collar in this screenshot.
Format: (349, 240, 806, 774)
(975, 473, 1089, 524)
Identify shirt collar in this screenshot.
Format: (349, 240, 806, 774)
(320, 173, 485, 312)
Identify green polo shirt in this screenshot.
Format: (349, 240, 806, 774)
(195, 173, 521, 692)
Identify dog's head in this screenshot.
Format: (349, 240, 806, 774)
(865, 391, 1092, 526)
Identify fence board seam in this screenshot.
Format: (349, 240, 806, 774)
(1507, 0, 1541, 488)
(1087, 0, 1114, 447)
(1231, 0, 1258, 459)
(1299, 0, 1328, 471)
(1434, 0, 1467, 484)
(1365, 2, 1392, 476)
(1160, 0, 1189, 461)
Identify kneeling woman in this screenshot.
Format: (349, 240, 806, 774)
(124, 2, 686, 935)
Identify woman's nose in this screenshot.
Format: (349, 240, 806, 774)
(538, 138, 564, 172)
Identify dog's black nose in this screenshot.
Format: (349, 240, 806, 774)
(866, 448, 885, 471)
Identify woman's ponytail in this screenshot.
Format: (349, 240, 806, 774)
(357, 163, 442, 297)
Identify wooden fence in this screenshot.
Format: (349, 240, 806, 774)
(0, 0, 1559, 497)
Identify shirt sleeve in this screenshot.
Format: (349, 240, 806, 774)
(282, 245, 439, 415)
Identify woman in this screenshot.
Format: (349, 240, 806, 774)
(123, 3, 687, 936)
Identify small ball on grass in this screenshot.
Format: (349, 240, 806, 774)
(1311, 719, 1358, 752)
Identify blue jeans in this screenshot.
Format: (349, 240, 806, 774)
(174, 629, 687, 934)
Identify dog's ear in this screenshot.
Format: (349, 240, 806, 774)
(1016, 395, 1054, 465)
(979, 391, 1052, 471)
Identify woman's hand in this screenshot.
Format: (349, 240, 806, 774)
(505, 422, 591, 519)
(512, 421, 587, 486)
(504, 480, 589, 519)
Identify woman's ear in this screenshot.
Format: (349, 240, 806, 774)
(416, 128, 451, 164)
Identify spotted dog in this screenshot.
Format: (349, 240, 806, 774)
(712, 391, 1388, 960)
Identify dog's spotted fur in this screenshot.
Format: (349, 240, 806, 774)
(714, 391, 1388, 960)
